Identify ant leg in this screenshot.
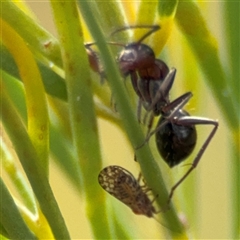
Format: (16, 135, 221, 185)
(135, 25, 160, 43)
(145, 112, 155, 136)
(137, 172, 151, 191)
(84, 42, 96, 48)
(137, 174, 170, 214)
(162, 91, 193, 115)
(167, 117, 219, 205)
(149, 68, 177, 111)
(150, 194, 171, 214)
(137, 99, 143, 123)
(137, 172, 142, 183)
(151, 194, 159, 203)
(136, 92, 193, 149)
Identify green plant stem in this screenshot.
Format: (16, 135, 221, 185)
(93, 1, 126, 33)
(136, 1, 157, 25)
(0, 178, 37, 239)
(1, 141, 37, 214)
(175, 1, 239, 130)
(1, 0, 62, 68)
(0, 88, 70, 239)
(231, 142, 240, 239)
(175, 3, 239, 237)
(1, 19, 49, 175)
(50, 1, 114, 238)
(224, 3, 240, 238)
(0, 222, 9, 239)
(224, 1, 240, 100)
(1, 44, 68, 101)
(78, 1, 186, 237)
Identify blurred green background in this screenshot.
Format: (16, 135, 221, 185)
(26, 1, 232, 238)
(1, 1, 239, 239)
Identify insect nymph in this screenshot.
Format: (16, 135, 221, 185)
(98, 165, 156, 217)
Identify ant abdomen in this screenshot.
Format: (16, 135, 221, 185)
(155, 110, 197, 168)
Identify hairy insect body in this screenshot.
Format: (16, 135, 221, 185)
(98, 166, 156, 218)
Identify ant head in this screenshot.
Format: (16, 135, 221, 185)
(117, 43, 155, 76)
(109, 25, 160, 76)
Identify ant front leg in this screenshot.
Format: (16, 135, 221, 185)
(167, 116, 219, 205)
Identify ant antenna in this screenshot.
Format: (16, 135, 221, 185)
(108, 25, 160, 44)
(84, 42, 96, 48)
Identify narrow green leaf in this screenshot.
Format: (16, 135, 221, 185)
(224, 1, 240, 98)
(1, 44, 67, 101)
(136, 1, 157, 25)
(0, 222, 9, 239)
(50, 124, 83, 190)
(93, 1, 126, 33)
(78, 1, 186, 237)
(0, 70, 27, 122)
(2, 20, 49, 174)
(158, 0, 178, 17)
(0, 178, 37, 239)
(50, 1, 113, 238)
(223, 4, 240, 238)
(175, 1, 239, 130)
(0, 88, 70, 239)
(1, 140, 37, 214)
(1, 0, 62, 68)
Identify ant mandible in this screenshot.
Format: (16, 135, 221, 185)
(108, 25, 172, 127)
(141, 71, 219, 205)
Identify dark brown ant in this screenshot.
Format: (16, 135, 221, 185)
(98, 25, 218, 208)
(110, 26, 218, 206)
(139, 72, 219, 205)
(108, 25, 171, 125)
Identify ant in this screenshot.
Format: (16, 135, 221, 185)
(109, 25, 219, 206)
(108, 25, 172, 127)
(140, 71, 219, 205)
